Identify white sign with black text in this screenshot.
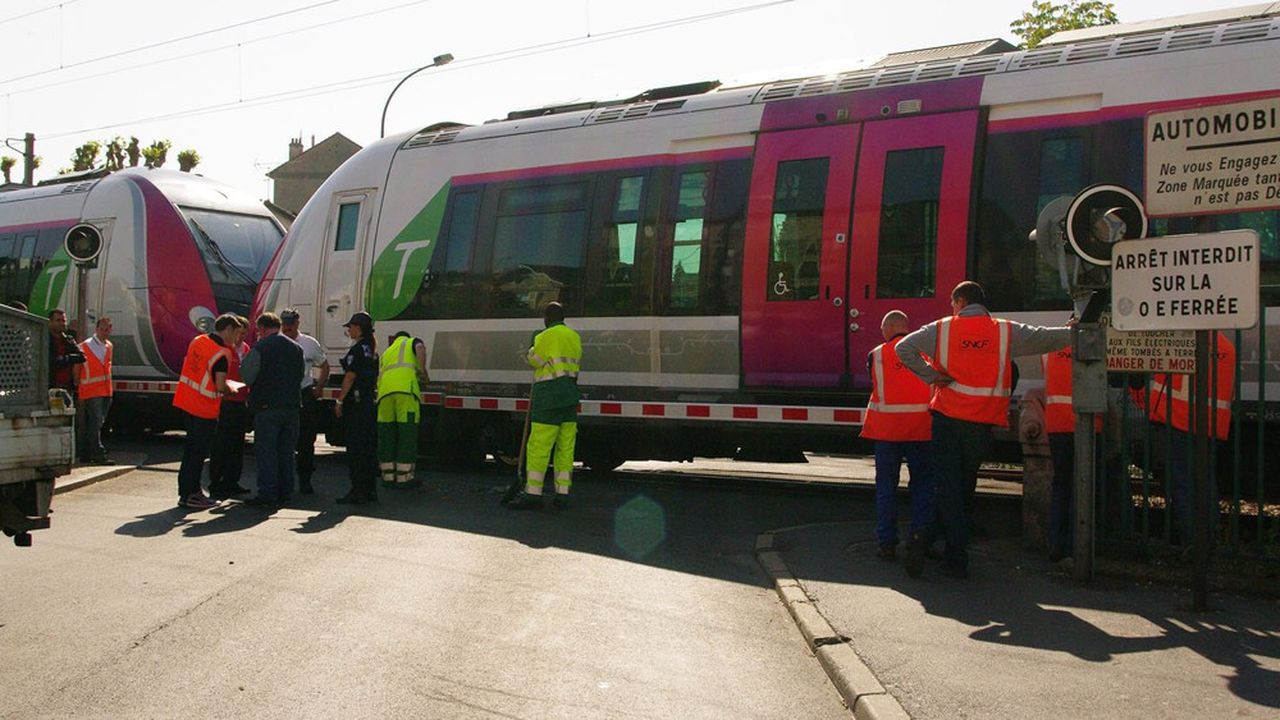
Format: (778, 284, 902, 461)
(1145, 97, 1280, 216)
(1110, 229, 1260, 331)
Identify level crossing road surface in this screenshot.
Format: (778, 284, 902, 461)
(0, 437, 865, 719)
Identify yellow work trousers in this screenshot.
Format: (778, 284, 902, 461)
(524, 421, 577, 496)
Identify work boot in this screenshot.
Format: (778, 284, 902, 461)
(506, 492, 541, 510)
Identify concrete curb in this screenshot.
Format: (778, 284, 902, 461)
(55, 465, 136, 494)
(757, 530, 911, 720)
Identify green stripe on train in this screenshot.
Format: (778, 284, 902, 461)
(365, 182, 450, 321)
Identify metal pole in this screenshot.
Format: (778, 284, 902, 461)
(75, 265, 89, 341)
(1192, 329, 1211, 611)
(1073, 410, 1096, 582)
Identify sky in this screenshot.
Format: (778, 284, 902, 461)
(0, 0, 1253, 200)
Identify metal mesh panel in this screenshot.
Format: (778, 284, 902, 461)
(0, 306, 47, 413)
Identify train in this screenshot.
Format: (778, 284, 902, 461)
(0, 167, 285, 432)
(253, 6, 1280, 470)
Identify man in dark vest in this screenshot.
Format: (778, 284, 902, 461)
(240, 312, 305, 508)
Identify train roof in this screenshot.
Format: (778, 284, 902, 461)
(0, 168, 271, 217)
(395, 5, 1280, 152)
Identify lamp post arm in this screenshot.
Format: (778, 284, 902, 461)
(380, 66, 431, 139)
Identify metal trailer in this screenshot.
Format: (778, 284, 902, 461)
(0, 304, 74, 547)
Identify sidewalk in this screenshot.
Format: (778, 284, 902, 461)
(54, 452, 145, 494)
(762, 506, 1280, 719)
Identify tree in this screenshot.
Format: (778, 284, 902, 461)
(1010, 0, 1118, 49)
(127, 137, 141, 167)
(1, 156, 15, 184)
(141, 139, 172, 168)
(71, 140, 102, 171)
(104, 136, 127, 171)
(177, 149, 200, 172)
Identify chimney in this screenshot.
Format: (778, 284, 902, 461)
(288, 137, 304, 160)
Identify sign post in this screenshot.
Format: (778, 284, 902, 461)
(1111, 228, 1259, 610)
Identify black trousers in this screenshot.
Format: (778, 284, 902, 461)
(344, 396, 378, 497)
(208, 401, 249, 490)
(177, 413, 217, 499)
(296, 390, 321, 485)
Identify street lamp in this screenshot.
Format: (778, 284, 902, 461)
(380, 53, 454, 139)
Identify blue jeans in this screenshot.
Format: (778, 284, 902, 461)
(78, 396, 111, 462)
(254, 408, 300, 503)
(874, 440, 934, 548)
(928, 412, 993, 573)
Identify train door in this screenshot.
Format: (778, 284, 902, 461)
(844, 111, 978, 388)
(318, 189, 375, 353)
(741, 125, 858, 387)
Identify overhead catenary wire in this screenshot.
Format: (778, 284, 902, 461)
(40, 0, 792, 141)
(2, 0, 443, 98)
(0, 0, 83, 29)
(0, 0, 343, 87)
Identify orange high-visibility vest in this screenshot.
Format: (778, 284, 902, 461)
(1042, 347, 1101, 434)
(172, 334, 229, 420)
(931, 315, 1012, 427)
(861, 336, 932, 442)
(1149, 332, 1235, 441)
(76, 338, 113, 400)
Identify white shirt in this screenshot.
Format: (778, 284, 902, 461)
(290, 332, 326, 388)
(86, 334, 111, 363)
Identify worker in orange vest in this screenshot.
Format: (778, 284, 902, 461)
(172, 314, 245, 510)
(1148, 331, 1235, 539)
(208, 316, 252, 499)
(76, 316, 114, 464)
(1041, 333, 1106, 562)
(895, 281, 1071, 579)
(862, 310, 934, 561)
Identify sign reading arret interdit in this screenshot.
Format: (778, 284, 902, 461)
(1145, 97, 1280, 216)
(1111, 229, 1260, 332)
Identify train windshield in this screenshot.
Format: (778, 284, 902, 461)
(178, 207, 283, 316)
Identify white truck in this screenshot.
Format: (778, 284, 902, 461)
(0, 304, 74, 547)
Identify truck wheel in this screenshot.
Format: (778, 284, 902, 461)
(14, 532, 32, 547)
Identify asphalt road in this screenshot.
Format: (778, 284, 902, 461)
(1, 438, 869, 719)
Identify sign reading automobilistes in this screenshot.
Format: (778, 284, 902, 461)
(1145, 97, 1280, 217)
(1110, 229, 1259, 331)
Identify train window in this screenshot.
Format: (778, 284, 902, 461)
(975, 130, 1090, 311)
(179, 208, 284, 283)
(768, 158, 828, 302)
(334, 202, 360, 251)
(703, 159, 750, 314)
(490, 181, 589, 316)
(669, 170, 709, 310)
(587, 175, 650, 316)
(876, 147, 943, 298)
(0, 233, 14, 302)
(443, 191, 480, 273)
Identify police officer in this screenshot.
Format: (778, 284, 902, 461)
(862, 310, 934, 561)
(895, 281, 1071, 578)
(335, 312, 379, 505)
(507, 302, 582, 511)
(377, 331, 427, 488)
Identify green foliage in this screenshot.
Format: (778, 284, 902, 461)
(71, 140, 102, 172)
(141, 139, 172, 169)
(1010, 0, 1118, 48)
(0, 156, 14, 183)
(177, 148, 201, 172)
(104, 136, 127, 171)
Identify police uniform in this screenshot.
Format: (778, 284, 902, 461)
(340, 334, 380, 502)
(377, 334, 423, 487)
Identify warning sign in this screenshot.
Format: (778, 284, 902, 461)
(1111, 229, 1259, 331)
(1106, 328, 1196, 374)
(1145, 97, 1280, 217)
